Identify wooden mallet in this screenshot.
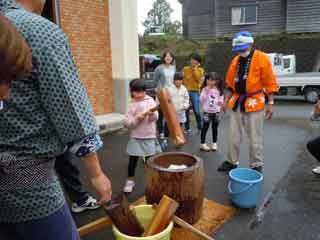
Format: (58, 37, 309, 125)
(157, 89, 186, 148)
(103, 194, 144, 237)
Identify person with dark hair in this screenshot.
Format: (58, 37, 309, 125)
(123, 79, 161, 193)
(183, 52, 205, 133)
(153, 50, 176, 138)
(0, 1, 112, 239)
(162, 73, 190, 148)
(199, 73, 224, 151)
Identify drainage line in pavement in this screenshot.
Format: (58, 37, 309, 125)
(249, 191, 274, 230)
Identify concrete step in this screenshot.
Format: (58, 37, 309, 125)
(96, 113, 125, 134)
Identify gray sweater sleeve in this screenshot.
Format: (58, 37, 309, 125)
(153, 65, 162, 89)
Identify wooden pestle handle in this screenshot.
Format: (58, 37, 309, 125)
(143, 195, 179, 237)
(78, 216, 112, 237)
(157, 89, 186, 148)
(172, 215, 216, 240)
(142, 105, 160, 117)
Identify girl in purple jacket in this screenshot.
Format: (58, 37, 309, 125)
(123, 79, 162, 193)
(200, 72, 224, 151)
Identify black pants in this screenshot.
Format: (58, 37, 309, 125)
(128, 156, 151, 177)
(55, 150, 89, 205)
(201, 112, 219, 144)
(307, 136, 320, 162)
(164, 122, 170, 138)
(157, 109, 164, 134)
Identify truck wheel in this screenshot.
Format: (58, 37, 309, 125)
(304, 88, 319, 103)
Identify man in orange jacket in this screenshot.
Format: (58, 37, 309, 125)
(218, 31, 279, 172)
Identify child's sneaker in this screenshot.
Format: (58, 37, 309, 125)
(71, 196, 100, 213)
(123, 180, 135, 193)
(184, 128, 192, 135)
(312, 166, 320, 175)
(200, 144, 210, 151)
(160, 139, 168, 151)
(211, 143, 218, 151)
(159, 133, 165, 139)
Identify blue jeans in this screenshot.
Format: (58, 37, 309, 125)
(185, 91, 203, 130)
(0, 204, 81, 240)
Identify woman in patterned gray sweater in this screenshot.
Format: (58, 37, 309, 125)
(0, 0, 112, 239)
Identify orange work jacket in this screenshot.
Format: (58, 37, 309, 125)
(226, 50, 279, 113)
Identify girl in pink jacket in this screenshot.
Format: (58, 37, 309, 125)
(200, 72, 224, 151)
(123, 79, 161, 193)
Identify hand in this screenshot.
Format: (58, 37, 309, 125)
(314, 101, 320, 115)
(221, 101, 229, 112)
(136, 112, 146, 121)
(90, 173, 112, 205)
(147, 110, 155, 116)
(265, 104, 273, 120)
(191, 62, 200, 68)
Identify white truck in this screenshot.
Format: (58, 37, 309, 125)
(268, 53, 320, 103)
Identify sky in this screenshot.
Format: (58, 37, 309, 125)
(137, 0, 182, 34)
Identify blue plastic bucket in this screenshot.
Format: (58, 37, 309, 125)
(228, 168, 263, 208)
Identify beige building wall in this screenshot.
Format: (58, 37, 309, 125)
(109, 0, 140, 114)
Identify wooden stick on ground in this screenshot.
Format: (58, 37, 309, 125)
(173, 215, 215, 240)
(78, 217, 112, 237)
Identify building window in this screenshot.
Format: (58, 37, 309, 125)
(42, 0, 60, 25)
(232, 6, 257, 25)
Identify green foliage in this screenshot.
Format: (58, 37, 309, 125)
(139, 35, 207, 56)
(167, 20, 182, 35)
(143, 0, 173, 34)
(139, 32, 320, 72)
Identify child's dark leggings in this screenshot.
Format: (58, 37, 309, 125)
(128, 155, 151, 177)
(201, 112, 219, 144)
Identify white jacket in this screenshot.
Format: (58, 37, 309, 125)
(168, 85, 190, 113)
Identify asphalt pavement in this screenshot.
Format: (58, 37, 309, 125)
(72, 97, 320, 240)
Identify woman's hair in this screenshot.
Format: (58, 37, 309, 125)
(190, 53, 202, 64)
(161, 50, 175, 65)
(201, 72, 224, 95)
(0, 15, 32, 85)
(129, 78, 146, 93)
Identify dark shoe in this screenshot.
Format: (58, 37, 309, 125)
(217, 161, 238, 172)
(251, 166, 263, 173)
